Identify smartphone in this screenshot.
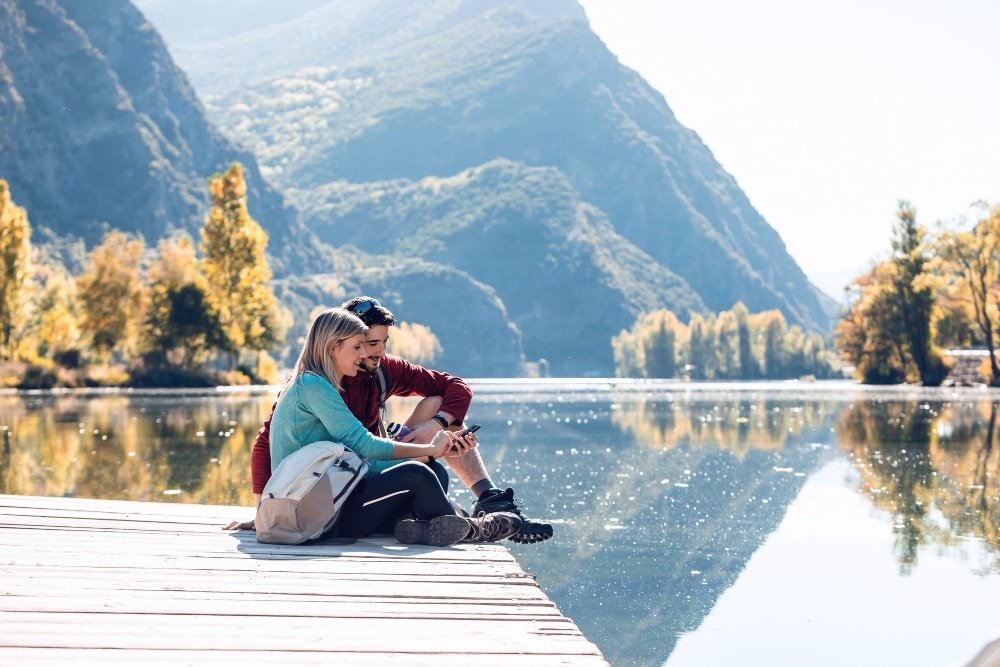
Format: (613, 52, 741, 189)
(457, 424, 481, 436)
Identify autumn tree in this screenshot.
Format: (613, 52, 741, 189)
(837, 262, 909, 383)
(35, 269, 81, 363)
(687, 313, 716, 379)
(200, 163, 284, 367)
(889, 201, 949, 385)
(751, 310, 788, 379)
(934, 203, 1000, 385)
(389, 321, 442, 365)
(0, 180, 31, 360)
(714, 309, 741, 379)
(612, 310, 686, 379)
(145, 236, 222, 368)
(732, 302, 759, 380)
(76, 231, 148, 362)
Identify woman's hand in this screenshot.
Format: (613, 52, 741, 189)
(442, 428, 478, 459)
(428, 430, 454, 458)
(222, 519, 255, 531)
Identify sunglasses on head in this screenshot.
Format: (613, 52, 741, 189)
(349, 298, 381, 318)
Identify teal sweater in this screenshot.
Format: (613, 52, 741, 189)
(269, 371, 396, 476)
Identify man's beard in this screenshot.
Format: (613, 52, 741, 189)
(359, 358, 380, 372)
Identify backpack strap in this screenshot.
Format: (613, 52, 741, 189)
(375, 364, 390, 437)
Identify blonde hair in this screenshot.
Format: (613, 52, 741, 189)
(293, 308, 367, 391)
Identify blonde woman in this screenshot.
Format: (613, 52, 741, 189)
(268, 308, 520, 546)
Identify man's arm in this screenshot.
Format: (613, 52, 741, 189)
(383, 354, 473, 441)
(249, 403, 276, 502)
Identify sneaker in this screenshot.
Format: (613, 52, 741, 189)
(461, 511, 522, 543)
(394, 514, 471, 547)
(472, 487, 554, 544)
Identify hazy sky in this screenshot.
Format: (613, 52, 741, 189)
(578, 0, 1000, 291)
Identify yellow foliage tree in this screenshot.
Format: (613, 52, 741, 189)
(200, 163, 284, 367)
(934, 204, 1000, 385)
(76, 231, 148, 363)
(389, 321, 442, 365)
(36, 269, 81, 362)
(0, 180, 32, 360)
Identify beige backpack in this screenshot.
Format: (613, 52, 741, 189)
(256, 441, 368, 544)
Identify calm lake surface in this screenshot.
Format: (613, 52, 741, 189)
(2, 379, 999, 666)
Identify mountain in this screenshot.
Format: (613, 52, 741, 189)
(147, 0, 832, 335)
(0, 0, 328, 273)
(3, 0, 835, 376)
(294, 158, 705, 373)
(0, 0, 529, 374)
(272, 251, 526, 377)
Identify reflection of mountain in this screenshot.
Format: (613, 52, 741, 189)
(478, 396, 837, 665)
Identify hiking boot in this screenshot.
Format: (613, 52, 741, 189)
(394, 514, 471, 547)
(461, 511, 522, 543)
(472, 487, 554, 544)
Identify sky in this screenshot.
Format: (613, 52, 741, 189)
(577, 0, 1000, 296)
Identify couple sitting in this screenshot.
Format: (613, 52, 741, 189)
(238, 296, 553, 547)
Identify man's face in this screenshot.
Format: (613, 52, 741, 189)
(359, 324, 390, 371)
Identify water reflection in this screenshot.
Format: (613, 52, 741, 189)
(2, 385, 999, 665)
(0, 392, 271, 505)
(839, 397, 1000, 574)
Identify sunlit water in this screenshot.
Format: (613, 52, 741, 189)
(2, 380, 999, 666)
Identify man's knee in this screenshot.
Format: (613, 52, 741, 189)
(408, 396, 443, 423)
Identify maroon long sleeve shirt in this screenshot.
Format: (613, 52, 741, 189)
(250, 354, 473, 493)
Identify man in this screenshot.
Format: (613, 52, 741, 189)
(249, 296, 553, 544)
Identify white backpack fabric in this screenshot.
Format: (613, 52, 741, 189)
(256, 441, 368, 545)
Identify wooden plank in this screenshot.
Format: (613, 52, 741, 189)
(0, 494, 607, 664)
(0, 595, 565, 620)
(0, 648, 606, 666)
(0, 612, 597, 652)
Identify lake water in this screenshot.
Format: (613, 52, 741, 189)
(2, 380, 999, 666)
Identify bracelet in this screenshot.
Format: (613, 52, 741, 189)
(431, 414, 449, 429)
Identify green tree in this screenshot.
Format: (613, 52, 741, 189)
(890, 201, 949, 385)
(76, 231, 148, 362)
(0, 180, 31, 360)
(145, 236, 222, 368)
(733, 302, 759, 380)
(200, 163, 284, 367)
(645, 320, 676, 378)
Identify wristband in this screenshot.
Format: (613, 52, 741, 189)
(431, 414, 449, 429)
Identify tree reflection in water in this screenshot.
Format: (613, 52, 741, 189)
(0, 392, 271, 505)
(3, 387, 1000, 665)
(839, 397, 1000, 573)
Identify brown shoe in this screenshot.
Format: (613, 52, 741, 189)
(461, 512, 522, 543)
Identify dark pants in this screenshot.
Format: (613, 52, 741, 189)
(336, 460, 453, 538)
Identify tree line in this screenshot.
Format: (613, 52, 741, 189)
(837, 200, 1000, 386)
(612, 302, 838, 380)
(0, 163, 285, 388)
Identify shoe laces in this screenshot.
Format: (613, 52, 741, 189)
(469, 513, 513, 541)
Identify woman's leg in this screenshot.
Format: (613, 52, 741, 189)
(337, 461, 455, 538)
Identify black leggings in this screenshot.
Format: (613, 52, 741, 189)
(336, 460, 454, 538)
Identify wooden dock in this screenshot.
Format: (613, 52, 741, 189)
(0, 494, 606, 665)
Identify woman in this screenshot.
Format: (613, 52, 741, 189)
(268, 308, 520, 546)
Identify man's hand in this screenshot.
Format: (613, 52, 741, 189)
(399, 420, 440, 444)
